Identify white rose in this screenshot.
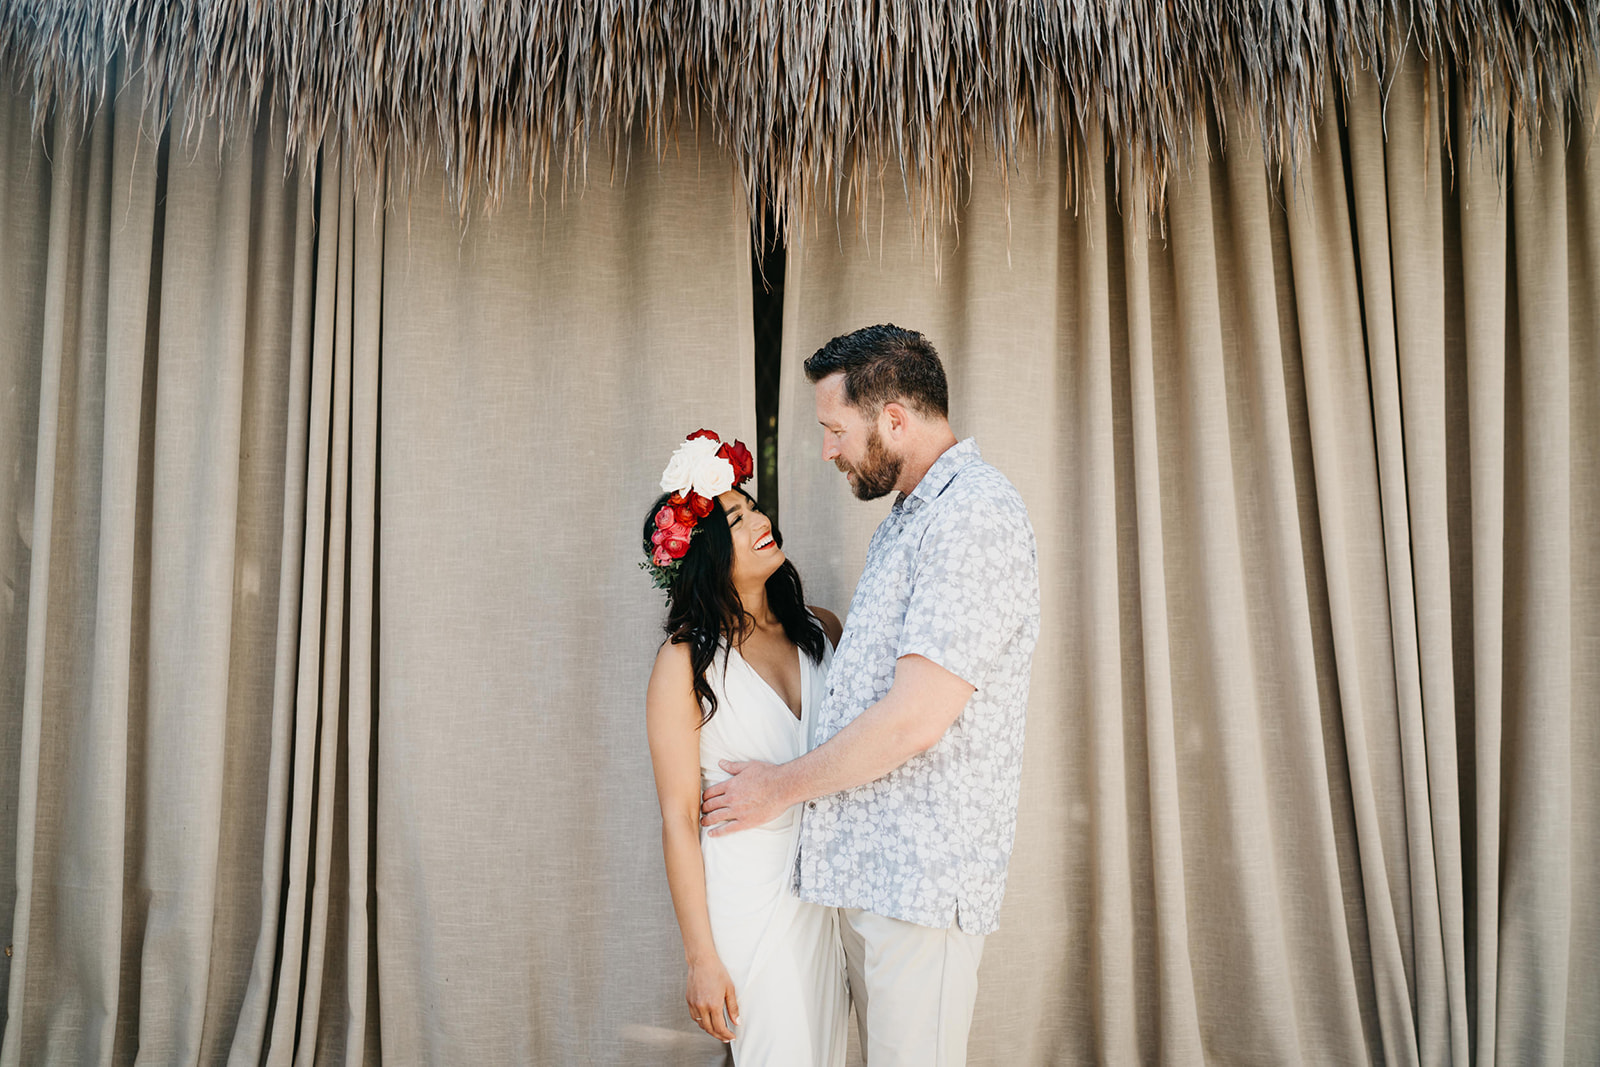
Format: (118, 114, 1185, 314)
(659, 436, 723, 494)
(689, 452, 736, 498)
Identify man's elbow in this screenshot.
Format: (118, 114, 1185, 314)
(900, 714, 953, 755)
(888, 656, 974, 755)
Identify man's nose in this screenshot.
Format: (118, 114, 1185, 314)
(821, 437, 839, 461)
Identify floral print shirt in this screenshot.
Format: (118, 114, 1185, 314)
(795, 439, 1040, 935)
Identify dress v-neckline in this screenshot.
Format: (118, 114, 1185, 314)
(730, 643, 805, 721)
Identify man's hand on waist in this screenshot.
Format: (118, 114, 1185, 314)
(700, 760, 793, 836)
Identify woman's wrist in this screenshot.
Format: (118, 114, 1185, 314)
(684, 942, 721, 968)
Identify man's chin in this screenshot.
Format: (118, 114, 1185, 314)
(840, 463, 894, 500)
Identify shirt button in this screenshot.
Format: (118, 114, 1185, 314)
(808, 801, 816, 809)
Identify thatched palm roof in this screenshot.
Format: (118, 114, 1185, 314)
(2, 2, 1596, 230)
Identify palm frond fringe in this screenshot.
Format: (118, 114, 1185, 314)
(2, 1, 1595, 236)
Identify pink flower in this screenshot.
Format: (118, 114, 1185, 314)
(663, 524, 693, 558)
(655, 506, 677, 529)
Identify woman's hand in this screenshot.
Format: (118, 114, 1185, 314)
(686, 957, 740, 1042)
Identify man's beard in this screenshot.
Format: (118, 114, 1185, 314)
(837, 427, 902, 500)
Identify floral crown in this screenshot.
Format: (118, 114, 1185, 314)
(642, 429, 755, 589)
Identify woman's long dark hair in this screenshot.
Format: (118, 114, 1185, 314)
(643, 488, 826, 725)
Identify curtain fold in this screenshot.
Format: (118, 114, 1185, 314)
(0, 63, 47, 1056)
(778, 57, 1597, 1066)
(0, 68, 318, 1064)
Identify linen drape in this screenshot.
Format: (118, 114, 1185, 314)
(371, 131, 756, 1066)
(0, 78, 318, 1063)
(778, 57, 1598, 1065)
(3, 49, 1595, 1067)
(0, 66, 757, 1064)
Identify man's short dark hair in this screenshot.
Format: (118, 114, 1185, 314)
(803, 324, 949, 419)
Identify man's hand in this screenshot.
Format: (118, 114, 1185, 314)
(700, 760, 789, 836)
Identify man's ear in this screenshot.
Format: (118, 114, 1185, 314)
(880, 400, 910, 438)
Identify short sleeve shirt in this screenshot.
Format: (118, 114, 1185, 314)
(794, 439, 1040, 935)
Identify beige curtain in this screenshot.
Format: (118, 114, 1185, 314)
(370, 130, 756, 1066)
(0, 65, 755, 1064)
(779, 56, 1598, 1066)
(0, 76, 318, 1063)
(2, 51, 1595, 1067)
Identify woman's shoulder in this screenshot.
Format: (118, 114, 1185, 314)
(651, 633, 729, 675)
(644, 638, 703, 727)
(807, 606, 843, 648)
(653, 636, 692, 664)
(649, 637, 696, 683)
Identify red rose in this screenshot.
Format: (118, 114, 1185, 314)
(687, 492, 715, 518)
(668, 491, 686, 506)
(718, 440, 754, 484)
(674, 503, 697, 526)
(664, 524, 693, 558)
(655, 506, 676, 530)
(686, 429, 720, 442)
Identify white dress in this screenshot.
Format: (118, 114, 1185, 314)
(699, 638, 848, 1066)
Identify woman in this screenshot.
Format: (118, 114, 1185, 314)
(642, 429, 848, 1065)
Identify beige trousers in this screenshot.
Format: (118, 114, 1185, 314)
(839, 908, 986, 1067)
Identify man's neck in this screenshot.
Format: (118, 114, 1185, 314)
(893, 427, 960, 497)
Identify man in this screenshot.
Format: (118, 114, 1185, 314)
(700, 324, 1041, 1066)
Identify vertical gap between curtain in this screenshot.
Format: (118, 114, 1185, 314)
(753, 211, 786, 525)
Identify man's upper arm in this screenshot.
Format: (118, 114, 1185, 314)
(896, 497, 1034, 690)
(890, 653, 976, 748)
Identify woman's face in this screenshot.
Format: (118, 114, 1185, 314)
(719, 491, 784, 587)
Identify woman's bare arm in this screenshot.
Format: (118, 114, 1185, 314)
(645, 641, 740, 1041)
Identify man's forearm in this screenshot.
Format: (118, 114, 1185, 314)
(774, 678, 957, 805)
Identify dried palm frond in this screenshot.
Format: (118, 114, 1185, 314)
(1, 2, 1595, 238)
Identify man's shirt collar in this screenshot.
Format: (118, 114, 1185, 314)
(897, 438, 981, 511)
